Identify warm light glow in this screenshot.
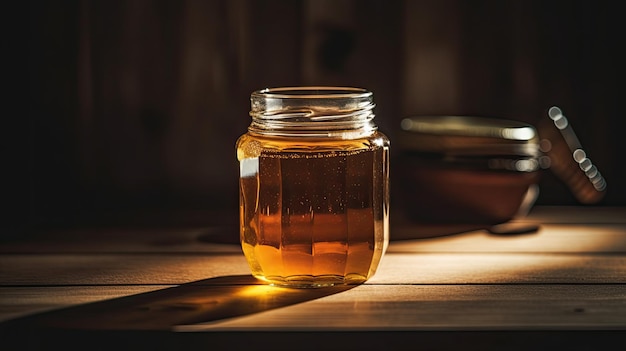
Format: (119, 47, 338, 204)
(280, 214, 621, 282)
(236, 284, 288, 297)
(501, 126, 536, 140)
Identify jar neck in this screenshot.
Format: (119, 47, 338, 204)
(249, 87, 377, 138)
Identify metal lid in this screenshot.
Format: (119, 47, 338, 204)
(398, 116, 541, 157)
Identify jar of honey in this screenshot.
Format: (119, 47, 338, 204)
(236, 87, 390, 287)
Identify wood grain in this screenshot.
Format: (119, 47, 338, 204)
(1, 206, 625, 350)
(2, 251, 625, 287)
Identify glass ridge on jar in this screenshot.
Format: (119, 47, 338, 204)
(236, 87, 390, 288)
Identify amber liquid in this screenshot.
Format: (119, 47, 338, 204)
(237, 134, 389, 287)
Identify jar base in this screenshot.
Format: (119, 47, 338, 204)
(256, 274, 368, 288)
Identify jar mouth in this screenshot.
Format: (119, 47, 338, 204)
(249, 86, 377, 137)
(251, 86, 372, 99)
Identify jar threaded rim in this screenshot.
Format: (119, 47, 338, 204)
(249, 86, 377, 137)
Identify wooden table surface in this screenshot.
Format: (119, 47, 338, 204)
(1, 206, 625, 350)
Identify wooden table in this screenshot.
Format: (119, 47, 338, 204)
(1, 206, 625, 350)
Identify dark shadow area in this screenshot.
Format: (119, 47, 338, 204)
(0, 274, 356, 349)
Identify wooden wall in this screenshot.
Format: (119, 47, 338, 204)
(26, 0, 624, 231)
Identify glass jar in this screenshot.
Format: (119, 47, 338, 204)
(236, 87, 390, 287)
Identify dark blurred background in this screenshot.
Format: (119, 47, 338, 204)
(26, 0, 624, 233)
